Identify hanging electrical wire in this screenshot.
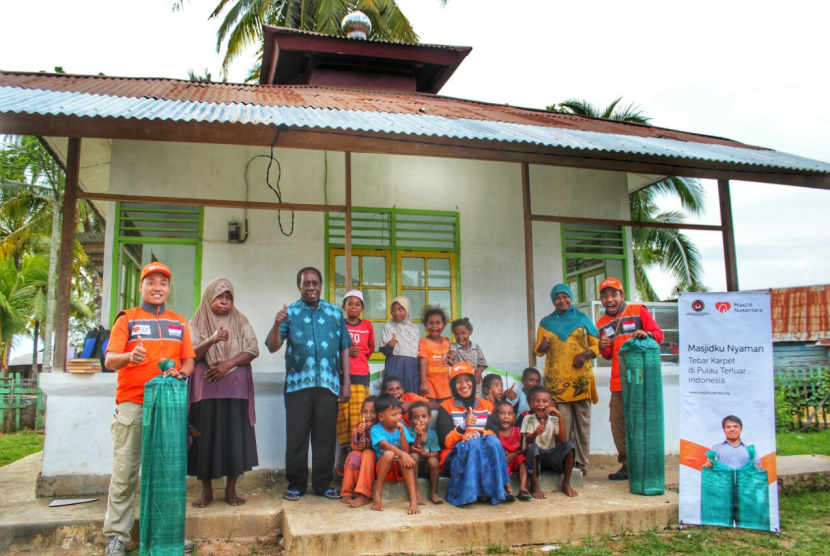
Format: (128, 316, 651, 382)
(242, 125, 294, 238)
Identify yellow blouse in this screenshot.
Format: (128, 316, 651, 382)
(534, 325, 599, 404)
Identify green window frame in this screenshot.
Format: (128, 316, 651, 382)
(108, 201, 204, 324)
(325, 207, 462, 354)
(560, 223, 630, 302)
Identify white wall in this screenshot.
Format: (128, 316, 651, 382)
(47, 142, 643, 493)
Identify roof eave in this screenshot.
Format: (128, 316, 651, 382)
(4, 112, 827, 190)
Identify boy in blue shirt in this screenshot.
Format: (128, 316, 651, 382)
(370, 394, 420, 514)
(407, 401, 443, 504)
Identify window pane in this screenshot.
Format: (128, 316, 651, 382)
(659, 330, 680, 364)
(584, 277, 596, 302)
(334, 288, 345, 306)
(363, 289, 387, 320)
(362, 256, 386, 287)
(568, 279, 580, 302)
(428, 290, 452, 319)
(372, 321, 385, 350)
(427, 258, 451, 288)
(335, 255, 359, 287)
(402, 258, 425, 287)
(405, 289, 426, 319)
(653, 306, 679, 331)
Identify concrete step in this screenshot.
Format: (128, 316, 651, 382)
(376, 470, 584, 500)
(282, 476, 679, 556)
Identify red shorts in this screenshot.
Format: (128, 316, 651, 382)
(376, 456, 405, 482)
(508, 454, 527, 477)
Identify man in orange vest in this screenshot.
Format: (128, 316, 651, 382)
(596, 277, 663, 481)
(103, 262, 196, 556)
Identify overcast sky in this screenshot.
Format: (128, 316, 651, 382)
(2, 0, 829, 304)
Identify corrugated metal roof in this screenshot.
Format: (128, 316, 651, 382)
(2, 73, 830, 174)
(772, 285, 830, 342)
(0, 72, 757, 147)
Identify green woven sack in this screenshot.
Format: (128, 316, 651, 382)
(618, 337, 665, 496)
(735, 446, 770, 531)
(140, 376, 188, 556)
(700, 450, 735, 527)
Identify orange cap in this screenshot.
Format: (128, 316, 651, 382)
(449, 361, 475, 382)
(599, 277, 624, 293)
(140, 262, 172, 281)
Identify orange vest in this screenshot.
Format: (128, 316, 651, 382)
(438, 397, 494, 467)
(107, 305, 195, 405)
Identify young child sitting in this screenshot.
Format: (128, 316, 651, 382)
(341, 396, 377, 508)
(407, 401, 443, 504)
(382, 375, 438, 427)
(450, 317, 488, 391)
(482, 373, 518, 404)
(370, 394, 421, 514)
(513, 367, 543, 418)
(493, 400, 532, 501)
(521, 386, 578, 498)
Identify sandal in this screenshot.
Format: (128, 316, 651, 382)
(504, 492, 516, 502)
(518, 490, 533, 501)
(322, 488, 342, 500)
(282, 489, 301, 502)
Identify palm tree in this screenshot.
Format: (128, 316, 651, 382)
(548, 97, 706, 301)
(0, 136, 101, 370)
(202, 0, 427, 80)
(0, 254, 48, 374)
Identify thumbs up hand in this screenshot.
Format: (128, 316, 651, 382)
(129, 336, 147, 365)
(504, 382, 518, 401)
(388, 333, 398, 348)
(275, 303, 289, 325)
(215, 322, 230, 343)
(465, 407, 477, 428)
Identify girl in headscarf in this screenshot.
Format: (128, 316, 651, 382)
(379, 296, 421, 394)
(188, 278, 259, 508)
(534, 283, 599, 474)
(436, 362, 512, 506)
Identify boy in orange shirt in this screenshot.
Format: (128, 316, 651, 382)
(102, 263, 195, 556)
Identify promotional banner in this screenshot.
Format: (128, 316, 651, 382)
(678, 291, 779, 532)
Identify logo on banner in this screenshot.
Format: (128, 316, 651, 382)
(715, 301, 732, 313)
(692, 300, 706, 312)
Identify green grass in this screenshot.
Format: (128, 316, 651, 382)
(0, 431, 44, 467)
(486, 543, 510, 554)
(777, 428, 830, 456)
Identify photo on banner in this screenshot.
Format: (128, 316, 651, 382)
(678, 291, 779, 533)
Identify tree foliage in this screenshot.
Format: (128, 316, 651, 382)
(548, 98, 706, 300)
(0, 136, 100, 367)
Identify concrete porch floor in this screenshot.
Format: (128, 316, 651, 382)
(2, 452, 829, 555)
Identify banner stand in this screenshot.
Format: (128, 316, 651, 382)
(678, 291, 779, 533)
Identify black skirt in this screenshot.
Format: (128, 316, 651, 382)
(187, 398, 258, 480)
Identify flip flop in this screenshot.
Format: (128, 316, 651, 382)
(504, 492, 516, 502)
(323, 488, 342, 500)
(282, 490, 301, 502)
(518, 490, 533, 501)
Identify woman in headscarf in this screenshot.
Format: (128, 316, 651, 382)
(188, 278, 259, 507)
(379, 296, 421, 394)
(436, 362, 512, 506)
(534, 283, 599, 474)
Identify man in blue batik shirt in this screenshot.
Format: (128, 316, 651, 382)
(266, 267, 352, 501)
